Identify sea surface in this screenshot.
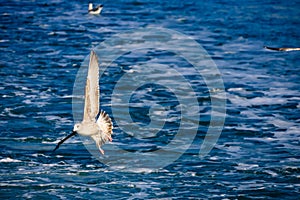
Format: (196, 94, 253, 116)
(1, 0, 300, 199)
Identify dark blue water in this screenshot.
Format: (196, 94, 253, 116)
(1, 0, 300, 199)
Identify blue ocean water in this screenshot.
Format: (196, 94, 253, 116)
(1, 0, 300, 199)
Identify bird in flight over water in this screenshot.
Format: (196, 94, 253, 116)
(53, 51, 113, 155)
(88, 3, 103, 15)
(264, 46, 300, 51)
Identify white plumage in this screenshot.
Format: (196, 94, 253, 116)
(54, 51, 113, 155)
(88, 3, 103, 15)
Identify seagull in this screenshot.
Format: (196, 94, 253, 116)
(88, 3, 103, 15)
(264, 46, 300, 51)
(53, 51, 113, 155)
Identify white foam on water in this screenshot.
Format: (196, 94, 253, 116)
(268, 117, 295, 129)
(0, 157, 22, 163)
(227, 87, 245, 92)
(3, 107, 26, 118)
(235, 163, 259, 171)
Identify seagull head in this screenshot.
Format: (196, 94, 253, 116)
(73, 123, 82, 133)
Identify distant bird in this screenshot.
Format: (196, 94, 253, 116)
(264, 46, 300, 51)
(54, 51, 113, 155)
(88, 3, 103, 15)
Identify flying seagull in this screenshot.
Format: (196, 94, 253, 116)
(264, 46, 300, 51)
(88, 3, 103, 15)
(54, 51, 113, 155)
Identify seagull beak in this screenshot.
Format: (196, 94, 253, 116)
(53, 131, 77, 152)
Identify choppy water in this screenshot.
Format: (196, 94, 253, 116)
(1, 0, 300, 199)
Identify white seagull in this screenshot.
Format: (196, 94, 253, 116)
(88, 3, 103, 15)
(264, 46, 300, 51)
(54, 51, 113, 155)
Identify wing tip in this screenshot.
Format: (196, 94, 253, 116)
(90, 50, 98, 61)
(90, 49, 96, 55)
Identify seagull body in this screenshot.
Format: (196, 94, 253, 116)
(264, 46, 300, 51)
(54, 51, 113, 155)
(88, 3, 103, 15)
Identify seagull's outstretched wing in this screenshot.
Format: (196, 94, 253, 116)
(90, 111, 113, 154)
(97, 110, 113, 138)
(264, 46, 300, 51)
(83, 51, 99, 122)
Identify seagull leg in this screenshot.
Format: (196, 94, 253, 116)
(107, 135, 112, 142)
(99, 147, 105, 155)
(95, 141, 105, 155)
